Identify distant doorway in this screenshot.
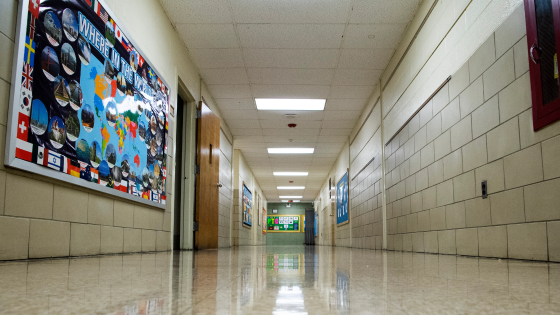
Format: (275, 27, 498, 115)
(173, 95, 186, 250)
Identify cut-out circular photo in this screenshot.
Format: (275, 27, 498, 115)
(138, 121, 145, 141)
(62, 9, 78, 42)
(90, 141, 101, 168)
(44, 11, 62, 46)
(157, 111, 164, 129)
(48, 116, 66, 149)
(30, 99, 48, 136)
(117, 73, 126, 96)
(99, 160, 110, 185)
(104, 59, 115, 82)
(78, 35, 91, 65)
(148, 164, 155, 187)
(105, 143, 116, 168)
(112, 166, 122, 187)
(144, 129, 152, 149)
(121, 154, 130, 178)
(105, 21, 116, 48)
(54, 76, 70, 106)
(130, 50, 138, 72)
(142, 166, 149, 187)
(76, 139, 90, 164)
(150, 115, 157, 135)
(65, 111, 80, 142)
(69, 80, 82, 111)
(150, 138, 157, 156)
(105, 101, 118, 127)
(41, 47, 59, 81)
(81, 104, 94, 132)
(61, 43, 76, 75)
(155, 129, 162, 146)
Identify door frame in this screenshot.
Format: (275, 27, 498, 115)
(175, 79, 197, 250)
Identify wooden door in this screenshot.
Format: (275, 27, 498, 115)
(195, 101, 220, 249)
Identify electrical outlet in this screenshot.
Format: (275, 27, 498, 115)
(481, 180, 488, 199)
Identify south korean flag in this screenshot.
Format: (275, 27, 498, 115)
(19, 87, 32, 116)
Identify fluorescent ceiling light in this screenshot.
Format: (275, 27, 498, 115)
(279, 196, 303, 199)
(273, 172, 308, 176)
(256, 99, 326, 111)
(282, 200, 301, 203)
(277, 186, 305, 190)
(268, 148, 314, 154)
(292, 200, 301, 203)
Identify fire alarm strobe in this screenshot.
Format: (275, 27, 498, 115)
(288, 123, 297, 128)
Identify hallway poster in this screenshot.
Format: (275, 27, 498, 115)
(337, 172, 349, 226)
(242, 183, 252, 227)
(10, 0, 169, 206)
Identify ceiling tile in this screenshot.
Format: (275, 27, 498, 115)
(258, 110, 324, 121)
(337, 49, 394, 69)
(231, 128, 264, 136)
(323, 110, 362, 121)
(320, 128, 353, 136)
(321, 120, 356, 129)
(176, 24, 239, 49)
(189, 49, 245, 69)
(161, 0, 232, 23)
(248, 68, 334, 85)
(251, 85, 330, 98)
(231, 0, 352, 24)
(342, 24, 407, 49)
(226, 119, 262, 129)
(263, 135, 319, 143)
(259, 119, 323, 129)
(318, 135, 348, 143)
(237, 24, 345, 49)
(207, 84, 252, 98)
(329, 85, 374, 99)
(262, 129, 320, 136)
(325, 99, 368, 111)
(243, 49, 339, 69)
(221, 109, 260, 120)
(200, 68, 250, 85)
(350, 0, 422, 24)
(331, 69, 382, 86)
(215, 99, 256, 110)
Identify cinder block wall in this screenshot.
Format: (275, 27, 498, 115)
(384, 6, 560, 261)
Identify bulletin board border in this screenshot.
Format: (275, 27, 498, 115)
(266, 214, 301, 233)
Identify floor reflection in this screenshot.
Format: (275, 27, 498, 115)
(1, 246, 560, 314)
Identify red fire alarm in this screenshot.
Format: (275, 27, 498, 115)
(288, 123, 297, 128)
(289, 181, 294, 183)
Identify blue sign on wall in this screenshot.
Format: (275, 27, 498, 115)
(336, 172, 349, 225)
(314, 212, 317, 236)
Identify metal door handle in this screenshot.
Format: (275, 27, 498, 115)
(217, 183, 222, 188)
(530, 44, 540, 64)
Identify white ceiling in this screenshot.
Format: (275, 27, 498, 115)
(160, 0, 422, 202)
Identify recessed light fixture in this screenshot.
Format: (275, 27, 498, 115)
(280, 196, 303, 199)
(277, 186, 305, 190)
(273, 172, 308, 176)
(268, 148, 314, 154)
(282, 199, 300, 203)
(256, 99, 326, 111)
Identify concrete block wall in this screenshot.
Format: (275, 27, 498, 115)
(219, 131, 233, 248)
(383, 7, 560, 261)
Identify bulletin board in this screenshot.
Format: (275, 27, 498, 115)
(337, 172, 349, 226)
(6, 0, 169, 208)
(242, 183, 252, 227)
(267, 215, 300, 233)
(262, 208, 267, 234)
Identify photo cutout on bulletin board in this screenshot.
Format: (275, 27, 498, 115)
(8, 0, 170, 207)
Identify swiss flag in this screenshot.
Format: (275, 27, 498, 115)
(28, 0, 40, 19)
(17, 113, 29, 141)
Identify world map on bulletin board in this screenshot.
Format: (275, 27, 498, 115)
(267, 215, 300, 232)
(13, 0, 169, 205)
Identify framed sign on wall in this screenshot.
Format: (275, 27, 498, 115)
(242, 183, 252, 227)
(267, 215, 300, 232)
(7, 0, 170, 208)
(336, 172, 349, 226)
(262, 208, 266, 234)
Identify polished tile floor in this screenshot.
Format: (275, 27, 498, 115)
(1, 246, 560, 314)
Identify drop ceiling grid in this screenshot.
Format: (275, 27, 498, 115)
(160, 0, 423, 201)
